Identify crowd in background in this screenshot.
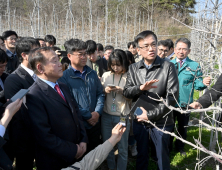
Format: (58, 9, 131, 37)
(0, 30, 212, 170)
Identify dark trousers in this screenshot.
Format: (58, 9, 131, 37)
(170, 110, 190, 150)
(133, 121, 173, 170)
(85, 122, 102, 154)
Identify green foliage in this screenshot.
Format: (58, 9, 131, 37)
(149, 0, 196, 14)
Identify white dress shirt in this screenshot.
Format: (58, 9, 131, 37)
(176, 57, 187, 64)
(20, 64, 36, 81)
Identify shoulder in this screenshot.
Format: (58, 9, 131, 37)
(86, 66, 98, 77)
(102, 71, 111, 77)
(161, 58, 175, 68)
(28, 82, 41, 94)
(129, 60, 141, 70)
(4, 72, 20, 83)
(186, 57, 200, 68)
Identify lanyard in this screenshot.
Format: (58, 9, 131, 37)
(112, 73, 123, 102)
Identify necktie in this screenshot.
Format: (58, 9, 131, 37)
(54, 84, 66, 102)
(179, 60, 183, 68)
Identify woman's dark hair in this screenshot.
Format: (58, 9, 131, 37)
(0, 49, 8, 63)
(125, 51, 135, 65)
(108, 49, 129, 73)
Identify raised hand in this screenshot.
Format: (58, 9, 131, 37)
(140, 79, 159, 91)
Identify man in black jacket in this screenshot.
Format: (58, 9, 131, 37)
(2, 30, 19, 74)
(123, 30, 179, 170)
(4, 37, 40, 170)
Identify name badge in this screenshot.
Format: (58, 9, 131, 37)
(111, 103, 117, 112)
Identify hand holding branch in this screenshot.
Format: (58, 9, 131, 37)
(203, 77, 211, 86)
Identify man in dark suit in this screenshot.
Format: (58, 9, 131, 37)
(23, 47, 87, 170)
(4, 37, 40, 170)
(0, 49, 9, 112)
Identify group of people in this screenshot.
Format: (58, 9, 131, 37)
(0, 29, 217, 170)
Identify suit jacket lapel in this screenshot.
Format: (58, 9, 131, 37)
(36, 78, 68, 107)
(16, 66, 34, 85)
(59, 83, 79, 124)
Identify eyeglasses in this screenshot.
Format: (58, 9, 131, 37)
(7, 37, 17, 41)
(72, 52, 87, 58)
(176, 48, 189, 52)
(158, 48, 169, 53)
(139, 44, 156, 51)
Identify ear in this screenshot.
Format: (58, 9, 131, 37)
(67, 53, 72, 61)
(21, 52, 28, 61)
(36, 63, 44, 74)
(137, 48, 141, 55)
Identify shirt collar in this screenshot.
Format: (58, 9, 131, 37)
(38, 77, 59, 90)
(6, 49, 16, 57)
(143, 61, 152, 70)
(72, 66, 87, 73)
(20, 64, 35, 77)
(167, 52, 174, 59)
(176, 57, 187, 63)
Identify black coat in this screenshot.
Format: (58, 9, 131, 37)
(3, 65, 35, 151)
(4, 65, 34, 99)
(197, 74, 222, 108)
(23, 78, 87, 170)
(0, 73, 8, 117)
(0, 136, 6, 149)
(5, 55, 19, 74)
(0, 73, 8, 104)
(123, 57, 179, 127)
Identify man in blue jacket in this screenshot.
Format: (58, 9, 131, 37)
(170, 38, 210, 156)
(59, 39, 105, 153)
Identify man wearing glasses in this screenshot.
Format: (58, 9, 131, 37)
(2, 30, 19, 73)
(123, 30, 179, 170)
(59, 39, 105, 154)
(157, 40, 170, 61)
(170, 38, 211, 156)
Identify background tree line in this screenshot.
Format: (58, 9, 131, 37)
(0, 0, 196, 48)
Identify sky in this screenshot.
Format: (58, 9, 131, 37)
(194, 0, 222, 17)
